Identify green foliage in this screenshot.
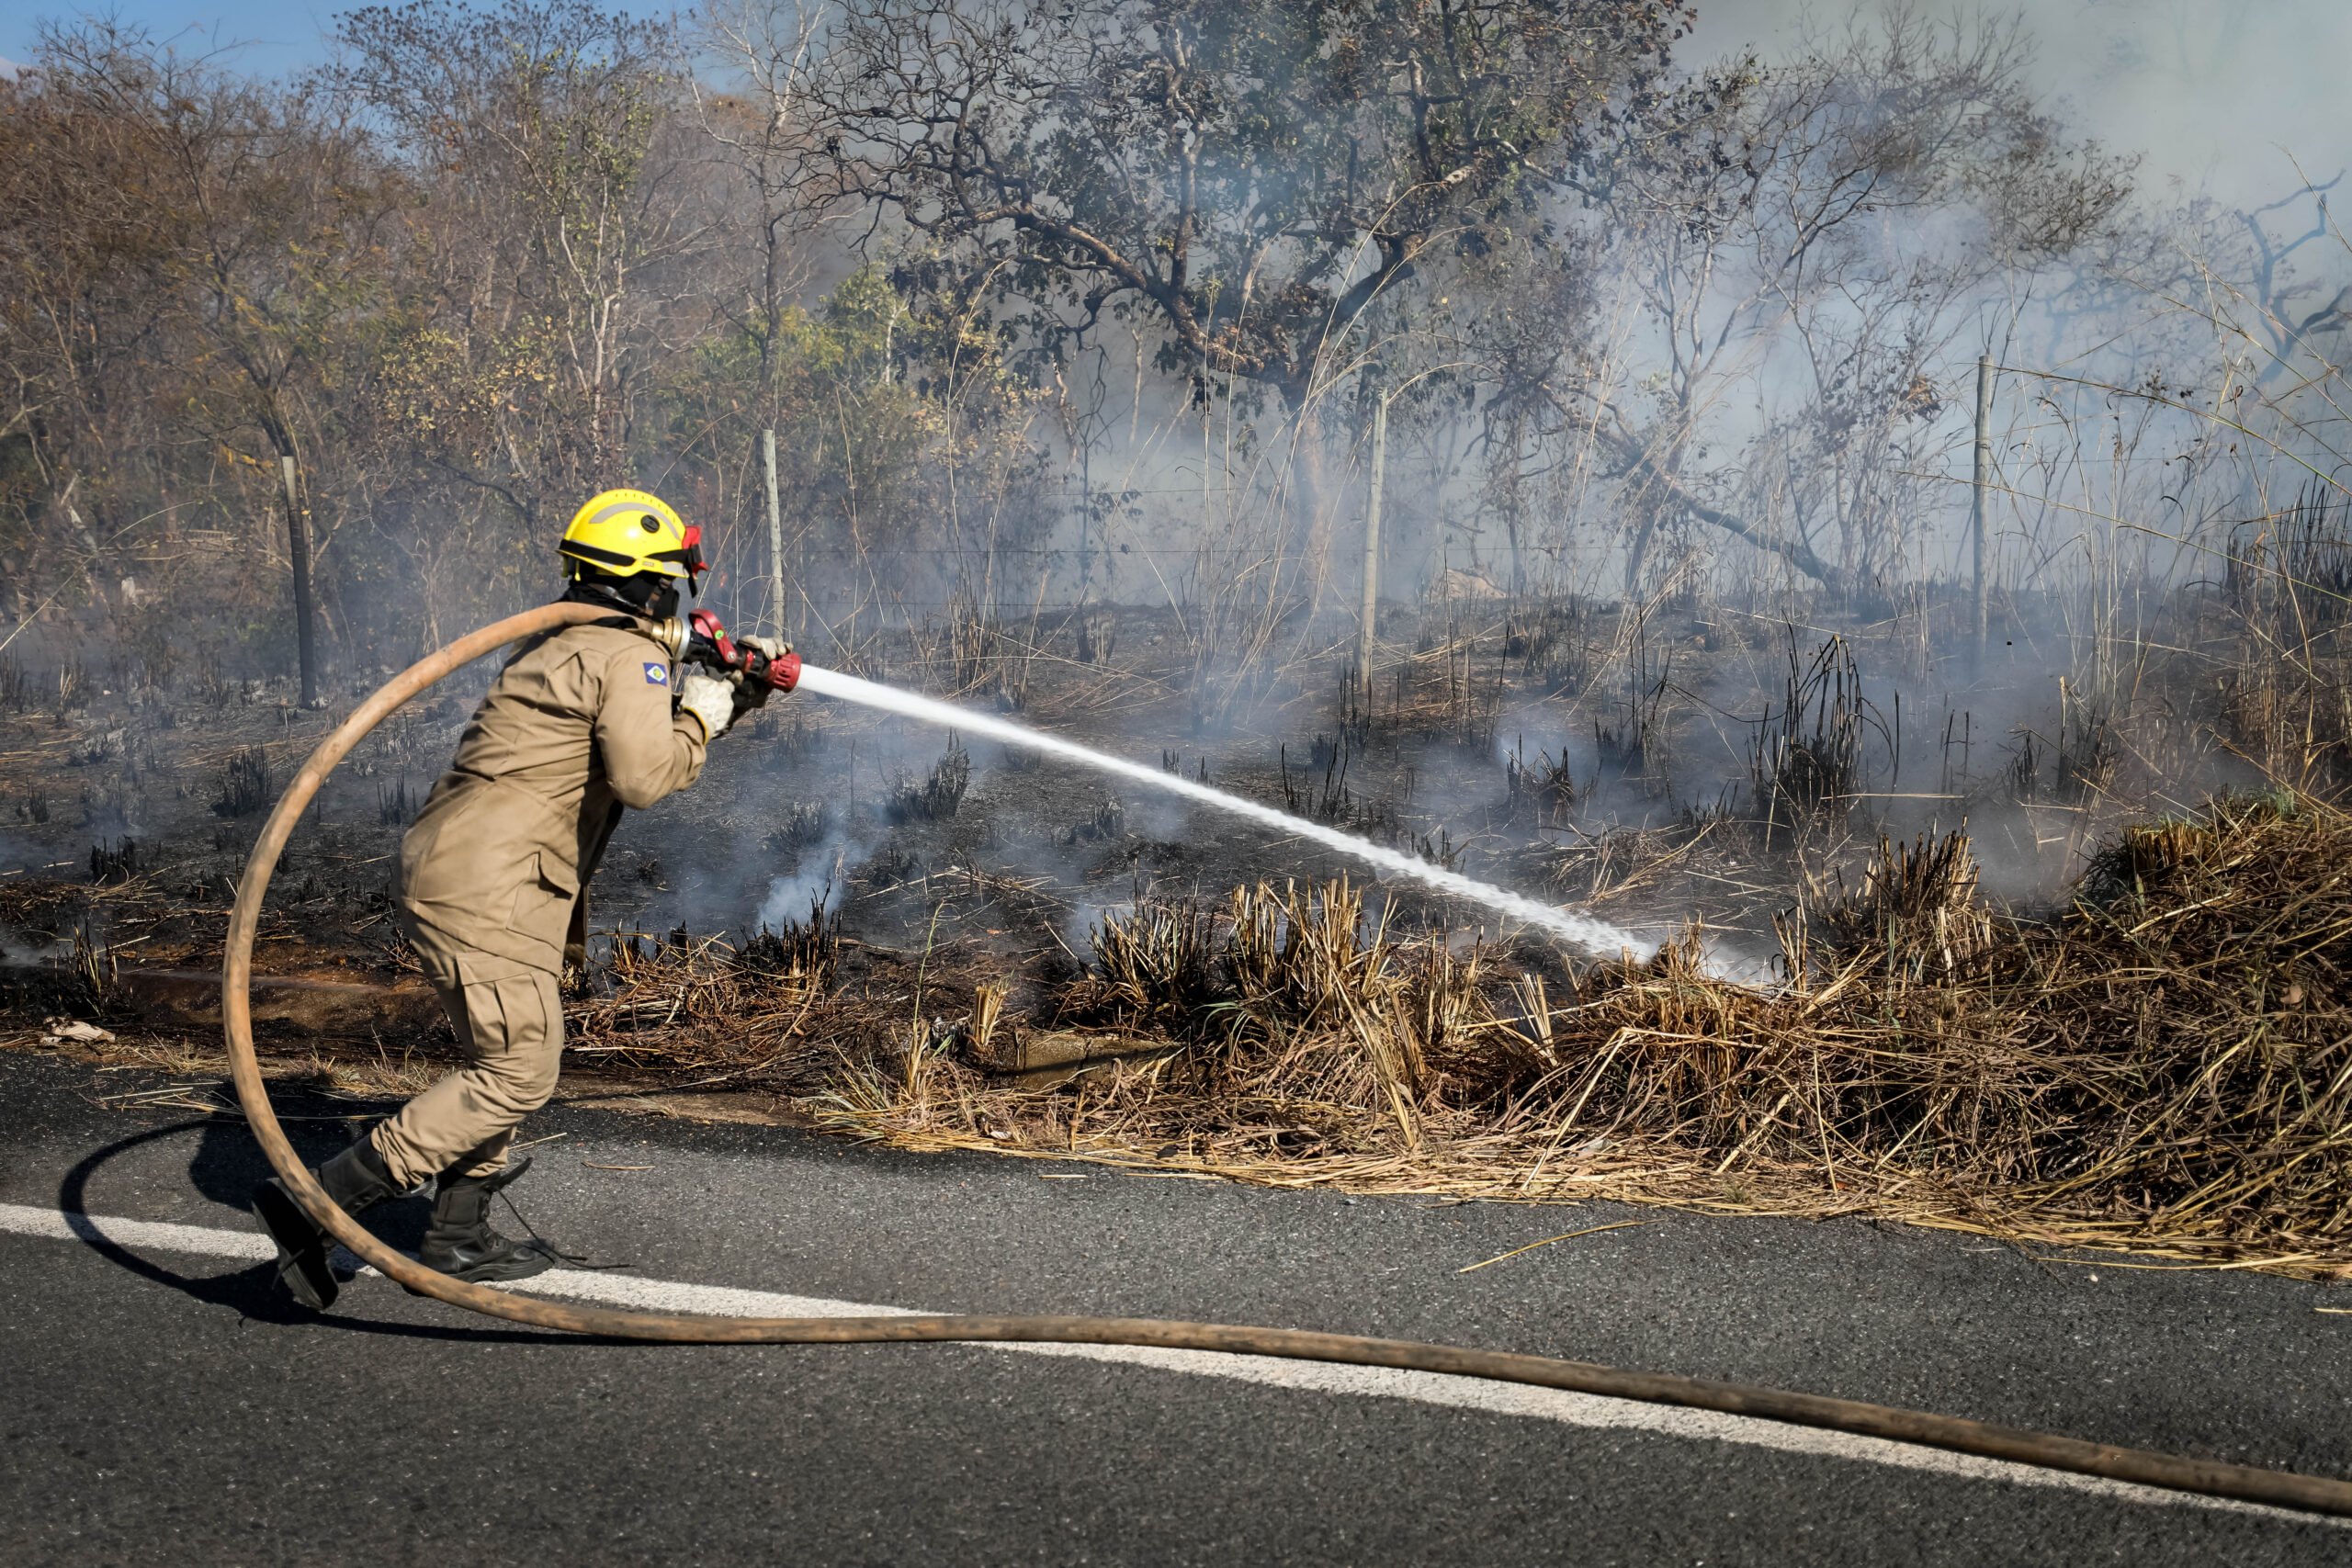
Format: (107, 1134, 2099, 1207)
(0, 8, 1054, 671)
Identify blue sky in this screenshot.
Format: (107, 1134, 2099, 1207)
(7, 4, 356, 77)
(2, 3, 676, 79)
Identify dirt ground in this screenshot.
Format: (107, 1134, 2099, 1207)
(0, 598, 1675, 1043)
(20, 592, 2324, 1276)
(0, 590, 2143, 1077)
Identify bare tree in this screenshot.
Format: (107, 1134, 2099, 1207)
(1505, 10, 2131, 593)
(692, 0, 831, 412)
(0, 23, 399, 688)
(807, 0, 1689, 579)
(334, 0, 705, 553)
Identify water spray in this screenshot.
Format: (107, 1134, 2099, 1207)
(664, 601, 1651, 961)
(212, 603, 2352, 1519)
(790, 663, 1656, 961)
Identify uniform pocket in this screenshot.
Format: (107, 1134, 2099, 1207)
(530, 852, 580, 897)
(507, 852, 580, 936)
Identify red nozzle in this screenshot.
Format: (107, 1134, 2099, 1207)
(688, 607, 735, 666)
(685, 606, 796, 694)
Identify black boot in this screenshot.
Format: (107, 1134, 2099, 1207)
(251, 1136, 398, 1312)
(419, 1156, 558, 1283)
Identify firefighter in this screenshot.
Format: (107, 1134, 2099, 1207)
(251, 489, 786, 1311)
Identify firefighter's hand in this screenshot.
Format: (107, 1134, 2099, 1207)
(677, 671, 737, 742)
(733, 636, 790, 713)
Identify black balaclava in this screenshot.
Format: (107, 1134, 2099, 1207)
(564, 569, 681, 623)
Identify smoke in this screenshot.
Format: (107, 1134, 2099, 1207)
(993, 0, 2346, 614)
(1024, 3, 2352, 612)
(754, 831, 855, 931)
(1694, 0, 2352, 205)
(1064, 895, 1133, 960)
(21, 0, 2338, 965)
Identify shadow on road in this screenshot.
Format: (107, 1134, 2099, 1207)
(181, 1083, 431, 1253)
(51, 1106, 598, 1347)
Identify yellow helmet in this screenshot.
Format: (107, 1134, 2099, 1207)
(559, 489, 706, 585)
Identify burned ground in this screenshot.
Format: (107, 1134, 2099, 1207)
(8, 580, 2352, 1277)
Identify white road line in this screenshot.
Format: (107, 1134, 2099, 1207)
(0, 1201, 2329, 1527)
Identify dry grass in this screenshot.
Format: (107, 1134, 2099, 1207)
(770, 793, 2352, 1275)
(30, 583, 2352, 1278)
(1816, 829, 1993, 979)
(29, 726, 2352, 1279)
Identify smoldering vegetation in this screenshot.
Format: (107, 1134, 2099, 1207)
(460, 551, 2352, 1271)
(5, 1, 2352, 1269)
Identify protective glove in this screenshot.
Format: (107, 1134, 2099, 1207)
(731, 635, 793, 715)
(676, 671, 737, 743)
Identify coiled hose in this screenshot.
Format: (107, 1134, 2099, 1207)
(221, 601, 2352, 1519)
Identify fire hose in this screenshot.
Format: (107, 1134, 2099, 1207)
(220, 600, 2352, 1520)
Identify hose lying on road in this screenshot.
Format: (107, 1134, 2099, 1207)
(221, 601, 2352, 1521)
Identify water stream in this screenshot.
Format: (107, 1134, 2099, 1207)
(791, 664, 1660, 961)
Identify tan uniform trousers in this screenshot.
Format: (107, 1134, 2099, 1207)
(368, 918, 564, 1189)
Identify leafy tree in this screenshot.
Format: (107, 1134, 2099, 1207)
(810, 0, 1691, 553)
(652, 265, 1055, 629)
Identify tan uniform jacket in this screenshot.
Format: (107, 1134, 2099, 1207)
(397, 616, 707, 972)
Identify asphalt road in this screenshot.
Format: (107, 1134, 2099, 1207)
(2, 1050, 2347, 1566)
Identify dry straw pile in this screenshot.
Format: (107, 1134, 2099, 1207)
(768, 790, 2352, 1274)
